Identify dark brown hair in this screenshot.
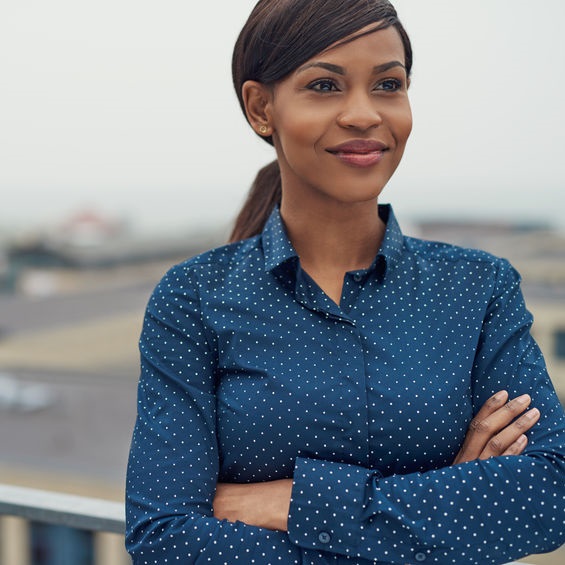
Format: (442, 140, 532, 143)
(229, 0, 412, 242)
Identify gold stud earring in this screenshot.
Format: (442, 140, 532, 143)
(259, 125, 269, 135)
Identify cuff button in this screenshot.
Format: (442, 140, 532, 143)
(414, 551, 427, 562)
(318, 531, 331, 544)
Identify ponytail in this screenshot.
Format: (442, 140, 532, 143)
(229, 160, 282, 243)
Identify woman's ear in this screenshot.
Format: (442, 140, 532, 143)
(242, 81, 274, 137)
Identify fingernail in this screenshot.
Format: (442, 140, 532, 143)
(492, 391, 507, 402)
(525, 408, 540, 419)
(516, 394, 531, 405)
(517, 435, 527, 445)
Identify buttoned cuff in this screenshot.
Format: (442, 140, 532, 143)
(287, 457, 518, 564)
(287, 456, 375, 557)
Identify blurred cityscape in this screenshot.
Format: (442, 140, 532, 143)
(0, 209, 563, 564)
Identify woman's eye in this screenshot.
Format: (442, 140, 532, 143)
(308, 79, 339, 93)
(376, 78, 403, 92)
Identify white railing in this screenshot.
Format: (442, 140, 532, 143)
(0, 483, 129, 565)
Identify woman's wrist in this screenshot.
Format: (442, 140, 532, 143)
(267, 479, 292, 531)
(214, 479, 293, 531)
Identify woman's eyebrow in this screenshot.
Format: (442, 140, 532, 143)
(296, 60, 405, 76)
(297, 62, 345, 75)
(373, 61, 406, 74)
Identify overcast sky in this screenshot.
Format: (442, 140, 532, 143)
(1, 0, 564, 235)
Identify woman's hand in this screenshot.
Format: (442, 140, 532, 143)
(213, 478, 292, 531)
(453, 390, 540, 465)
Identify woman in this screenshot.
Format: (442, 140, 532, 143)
(126, 1, 565, 563)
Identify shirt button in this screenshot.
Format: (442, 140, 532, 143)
(353, 274, 363, 282)
(318, 531, 331, 544)
(414, 551, 427, 562)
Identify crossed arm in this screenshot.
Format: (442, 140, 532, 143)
(127, 261, 564, 563)
(213, 390, 540, 531)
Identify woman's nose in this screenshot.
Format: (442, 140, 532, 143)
(336, 92, 383, 131)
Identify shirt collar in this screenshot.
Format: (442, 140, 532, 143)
(261, 204, 405, 279)
(374, 204, 404, 278)
(262, 206, 299, 273)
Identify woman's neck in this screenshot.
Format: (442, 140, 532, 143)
(280, 197, 385, 280)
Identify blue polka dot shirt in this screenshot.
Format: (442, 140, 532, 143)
(126, 205, 565, 564)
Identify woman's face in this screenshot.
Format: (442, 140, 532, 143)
(267, 25, 412, 210)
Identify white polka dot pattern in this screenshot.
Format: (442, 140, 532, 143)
(126, 205, 565, 564)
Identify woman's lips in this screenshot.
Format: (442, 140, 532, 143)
(326, 139, 388, 168)
(332, 150, 385, 167)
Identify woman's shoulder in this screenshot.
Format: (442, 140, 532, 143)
(400, 234, 522, 288)
(156, 235, 263, 289)
(403, 233, 511, 268)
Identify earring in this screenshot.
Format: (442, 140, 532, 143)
(259, 125, 269, 135)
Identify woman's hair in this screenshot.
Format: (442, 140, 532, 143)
(229, 0, 412, 242)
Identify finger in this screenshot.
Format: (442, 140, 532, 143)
(479, 407, 540, 459)
(501, 434, 528, 456)
(464, 393, 531, 457)
(469, 393, 531, 438)
(453, 391, 510, 463)
(453, 392, 532, 465)
(473, 390, 509, 422)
